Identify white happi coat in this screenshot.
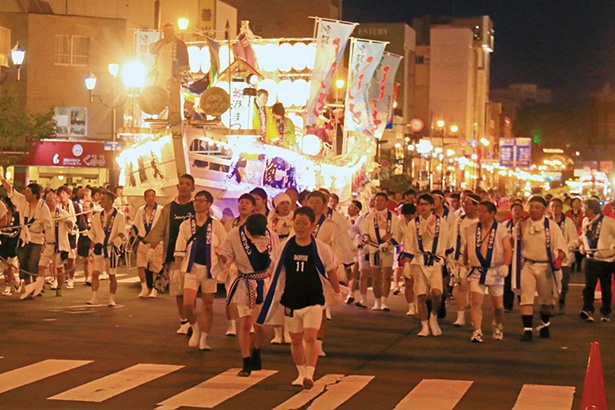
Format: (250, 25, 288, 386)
(463, 221, 510, 285)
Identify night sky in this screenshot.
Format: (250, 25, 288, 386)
(343, 0, 615, 101)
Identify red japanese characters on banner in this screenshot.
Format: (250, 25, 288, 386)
(24, 140, 116, 169)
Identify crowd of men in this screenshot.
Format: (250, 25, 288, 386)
(1, 174, 613, 389)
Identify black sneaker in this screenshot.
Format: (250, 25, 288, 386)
(250, 349, 262, 371)
(520, 330, 533, 342)
(238, 358, 251, 377)
(539, 326, 550, 339)
(345, 296, 355, 305)
(579, 310, 594, 322)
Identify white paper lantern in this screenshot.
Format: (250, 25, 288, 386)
(188, 46, 202, 73)
(260, 44, 279, 72)
(292, 42, 309, 71)
(277, 79, 293, 106)
(302, 134, 322, 156)
(306, 42, 317, 70)
(291, 79, 308, 107)
(218, 45, 234, 73)
(277, 43, 293, 72)
(200, 46, 211, 74)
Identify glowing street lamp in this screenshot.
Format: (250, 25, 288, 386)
(10, 42, 26, 81)
(177, 18, 189, 31)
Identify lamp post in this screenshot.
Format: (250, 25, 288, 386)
(85, 64, 126, 185)
(433, 120, 458, 190)
(10, 42, 26, 81)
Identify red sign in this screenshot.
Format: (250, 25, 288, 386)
(24, 140, 115, 169)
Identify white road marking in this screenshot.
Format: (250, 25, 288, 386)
(0, 359, 92, 394)
(512, 384, 575, 410)
(273, 374, 374, 410)
(157, 368, 277, 408)
(394, 379, 473, 410)
(48, 363, 183, 402)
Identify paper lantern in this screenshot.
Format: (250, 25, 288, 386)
(200, 46, 211, 74)
(306, 42, 317, 70)
(291, 79, 308, 107)
(292, 42, 309, 71)
(187, 46, 202, 73)
(259, 44, 279, 72)
(301, 134, 322, 156)
(277, 79, 293, 106)
(277, 43, 293, 72)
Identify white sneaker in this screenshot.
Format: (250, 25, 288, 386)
(225, 323, 236, 337)
(176, 322, 190, 335)
(148, 289, 158, 298)
(107, 300, 116, 307)
(188, 324, 200, 347)
(198, 333, 211, 351)
(86, 296, 99, 305)
(50, 279, 58, 290)
(429, 316, 442, 336)
(101, 272, 109, 280)
(138, 288, 149, 298)
(292, 375, 304, 386)
(66, 279, 74, 289)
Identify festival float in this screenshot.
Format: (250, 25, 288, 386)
(116, 19, 402, 216)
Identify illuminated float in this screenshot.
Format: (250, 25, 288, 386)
(116, 20, 399, 216)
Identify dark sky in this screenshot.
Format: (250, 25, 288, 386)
(343, 0, 615, 100)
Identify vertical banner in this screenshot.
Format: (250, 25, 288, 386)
(344, 39, 387, 136)
(221, 81, 252, 129)
(135, 30, 161, 87)
(305, 19, 356, 127)
(198, 0, 217, 32)
(368, 53, 402, 139)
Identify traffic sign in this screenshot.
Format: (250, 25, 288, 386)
(409, 118, 424, 132)
(500, 137, 531, 168)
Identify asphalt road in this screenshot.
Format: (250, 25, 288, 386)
(0, 266, 612, 410)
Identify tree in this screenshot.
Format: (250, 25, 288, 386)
(0, 91, 56, 177)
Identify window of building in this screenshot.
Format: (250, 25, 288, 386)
(55, 35, 89, 66)
(55, 106, 87, 136)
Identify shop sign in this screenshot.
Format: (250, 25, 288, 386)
(24, 140, 114, 169)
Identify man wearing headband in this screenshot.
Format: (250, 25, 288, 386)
(448, 193, 480, 327)
(401, 194, 451, 337)
(463, 201, 512, 342)
(511, 195, 566, 341)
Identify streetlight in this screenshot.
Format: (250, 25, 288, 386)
(10, 42, 26, 81)
(335, 78, 345, 103)
(85, 63, 126, 186)
(177, 18, 189, 31)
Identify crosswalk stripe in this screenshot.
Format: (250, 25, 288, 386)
(273, 374, 374, 410)
(512, 384, 575, 410)
(48, 363, 184, 402)
(0, 359, 93, 394)
(157, 368, 277, 409)
(394, 379, 473, 410)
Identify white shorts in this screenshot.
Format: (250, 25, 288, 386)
(92, 254, 118, 275)
(67, 248, 76, 260)
(369, 251, 395, 269)
(183, 263, 217, 293)
(136, 242, 163, 273)
(412, 264, 443, 295)
(169, 267, 184, 297)
(284, 304, 324, 333)
(358, 251, 371, 271)
(519, 262, 557, 306)
(470, 280, 504, 297)
(234, 302, 262, 318)
(38, 244, 64, 268)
